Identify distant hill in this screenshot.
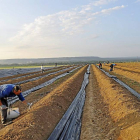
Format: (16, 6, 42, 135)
(0, 56, 139, 65)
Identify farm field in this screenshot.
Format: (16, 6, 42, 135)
(0, 64, 60, 69)
(0, 66, 53, 78)
(0, 65, 87, 139)
(0, 63, 140, 139)
(102, 62, 140, 94)
(81, 64, 140, 140)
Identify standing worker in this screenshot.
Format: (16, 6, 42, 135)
(0, 84, 32, 125)
(41, 65, 44, 73)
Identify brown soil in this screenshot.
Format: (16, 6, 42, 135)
(1, 64, 140, 139)
(102, 64, 140, 93)
(0, 66, 68, 85)
(81, 64, 140, 140)
(80, 65, 119, 140)
(103, 64, 140, 83)
(0, 65, 88, 139)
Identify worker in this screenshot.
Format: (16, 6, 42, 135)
(0, 84, 32, 125)
(99, 62, 102, 69)
(110, 63, 116, 71)
(41, 65, 44, 73)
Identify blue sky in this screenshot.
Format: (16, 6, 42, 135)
(0, 0, 140, 59)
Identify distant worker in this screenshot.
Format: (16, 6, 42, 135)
(41, 65, 44, 73)
(0, 84, 32, 125)
(110, 63, 116, 71)
(99, 62, 102, 69)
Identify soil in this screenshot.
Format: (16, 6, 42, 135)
(1, 64, 140, 139)
(80, 65, 140, 140)
(80, 65, 119, 140)
(0, 66, 68, 85)
(0, 65, 88, 140)
(102, 64, 140, 94)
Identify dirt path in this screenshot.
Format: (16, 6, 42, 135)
(81, 64, 140, 139)
(80, 65, 119, 140)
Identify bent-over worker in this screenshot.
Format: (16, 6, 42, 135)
(0, 84, 32, 125)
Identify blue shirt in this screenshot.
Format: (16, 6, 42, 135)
(0, 84, 25, 101)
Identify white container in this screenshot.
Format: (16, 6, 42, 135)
(7, 108, 20, 119)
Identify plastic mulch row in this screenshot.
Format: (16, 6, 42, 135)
(48, 65, 90, 140)
(0, 67, 55, 82)
(97, 66, 140, 99)
(7, 66, 81, 105)
(11, 66, 73, 85)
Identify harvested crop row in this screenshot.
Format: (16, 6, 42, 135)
(0, 65, 88, 140)
(92, 64, 140, 139)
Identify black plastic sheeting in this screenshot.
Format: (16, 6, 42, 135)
(7, 66, 81, 105)
(14, 66, 74, 85)
(97, 66, 140, 99)
(48, 65, 90, 140)
(0, 67, 56, 83)
(0, 67, 53, 79)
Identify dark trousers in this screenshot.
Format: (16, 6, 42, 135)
(110, 68, 113, 71)
(41, 69, 44, 73)
(0, 98, 8, 123)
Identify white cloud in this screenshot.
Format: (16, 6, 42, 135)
(101, 5, 125, 14)
(93, 0, 117, 6)
(79, 0, 118, 13)
(80, 3, 93, 14)
(10, 6, 94, 44)
(92, 5, 125, 16)
(9, 3, 125, 47)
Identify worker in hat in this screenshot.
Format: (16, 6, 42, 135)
(0, 84, 32, 125)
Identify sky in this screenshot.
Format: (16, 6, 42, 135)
(0, 0, 140, 59)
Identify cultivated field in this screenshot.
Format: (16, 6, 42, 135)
(83, 64, 140, 139)
(0, 62, 140, 139)
(0, 65, 88, 139)
(102, 62, 140, 93)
